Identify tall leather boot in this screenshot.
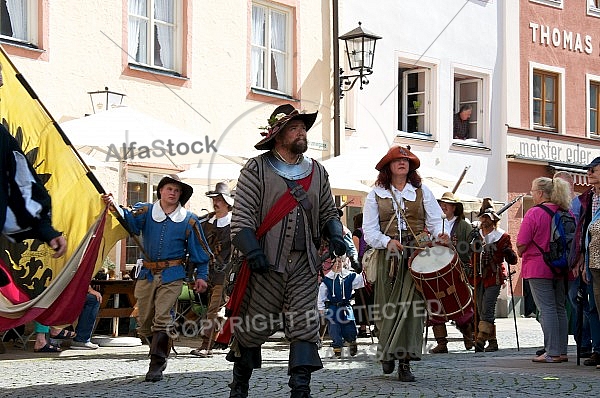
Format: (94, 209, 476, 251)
(457, 322, 474, 350)
(429, 324, 448, 354)
(145, 331, 170, 382)
(229, 363, 253, 398)
(288, 341, 323, 398)
(226, 345, 262, 398)
(475, 321, 493, 353)
(485, 324, 498, 352)
(397, 358, 415, 382)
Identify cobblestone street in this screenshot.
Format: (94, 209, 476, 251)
(1, 318, 598, 397)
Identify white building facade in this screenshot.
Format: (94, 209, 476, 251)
(338, 0, 506, 204)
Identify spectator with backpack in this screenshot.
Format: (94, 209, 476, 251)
(576, 157, 600, 369)
(556, 171, 600, 365)
(517, 176, 574, 363)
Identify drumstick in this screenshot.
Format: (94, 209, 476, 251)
(441, 214, 447, 236)
(404, 245, 428, 251)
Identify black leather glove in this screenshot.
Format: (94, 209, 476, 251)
(503, 247, 518, 265)
(323, 219, 346, 259)
(350, 258, 362, 273)
(246, 249, 270, 274)
(232, 227, 270, 274)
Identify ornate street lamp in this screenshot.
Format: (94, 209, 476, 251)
(338, 22, 381, 97)
(87, 87, 126, 113)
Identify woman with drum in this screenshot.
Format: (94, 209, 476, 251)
(428, 192, 475, 354)
(362, 145, 448, 382)
(473, 201, 518, 352)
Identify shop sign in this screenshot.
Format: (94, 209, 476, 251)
(507, 135, 598, 166)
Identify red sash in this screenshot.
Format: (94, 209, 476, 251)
(216, 164, 314, 344)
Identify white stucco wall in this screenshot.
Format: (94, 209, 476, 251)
(339, 0, 505, 202)
(6, 0, 333, 175)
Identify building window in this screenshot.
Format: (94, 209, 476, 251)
(251, 2, 291, 95)
(125, 171, 162, 265)
(589, 0, 600, 17)
(398, 67, 431, 136)
(532, 70, 558, 132)
(128, 0, 181, 73)
(530, 0, 563, 8)
(0, 0, 38, 47)
(454, 78, 483, 142)
(589, 80, 600, 136)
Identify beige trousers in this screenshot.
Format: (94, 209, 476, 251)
(135, 275, 183, 336)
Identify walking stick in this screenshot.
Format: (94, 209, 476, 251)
(471, 233, 479, 338)
(576, 274, 584, 366)
(357, 287, 374, 344)
(506, 263, 520, 351)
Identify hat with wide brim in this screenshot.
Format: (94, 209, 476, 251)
(478, 208, 501, 222)
(375, 145, 421, 172)
(255, 104, 318, 150)
(206, 182, 235, 206)
(157, 175, 193, 206)
(438, 192, 461, 204)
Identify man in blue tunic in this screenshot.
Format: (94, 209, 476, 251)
(103, 175, 210, 382)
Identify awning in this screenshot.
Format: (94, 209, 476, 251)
(548, 163, 589, 186)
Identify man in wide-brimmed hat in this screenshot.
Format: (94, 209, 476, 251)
(191, 181, 234, 358)
(428, 192, 475, 355)
(225, 103, 345, 397)
(473, 199, 517, 353)
(102, 174, 210, 382)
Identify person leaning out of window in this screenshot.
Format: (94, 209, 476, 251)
(453, 104, 472, 140)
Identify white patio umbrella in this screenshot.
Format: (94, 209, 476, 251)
(328, 175, 373, 197)
(319, 148, 470, 189)
(177, 163, 242, 185)
(60, 106, 205, 168)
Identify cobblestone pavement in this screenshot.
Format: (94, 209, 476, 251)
(1, 318, 599, 398)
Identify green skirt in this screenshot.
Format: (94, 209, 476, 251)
(373, 249, 425, 362)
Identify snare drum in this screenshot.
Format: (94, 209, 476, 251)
(409, 246, 472, 321)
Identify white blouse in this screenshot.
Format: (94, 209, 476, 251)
(363, 183, 444, 249)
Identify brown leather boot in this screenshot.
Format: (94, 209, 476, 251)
(145, 331, 170, 382)
(333, 348, 342, 359)
(475, 321, 493, 353)
(485, 325, 498, 352)
(429, 324, 448, 354)
(349, 341, 358, 357)
(457, 322, 474, 350)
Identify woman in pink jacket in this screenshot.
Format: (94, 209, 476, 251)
(517, 176, 572, 363)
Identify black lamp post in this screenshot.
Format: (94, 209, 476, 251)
(87, 87, 126, 113)
(338, 22, 382, 97)
(332, 15, 381, 159)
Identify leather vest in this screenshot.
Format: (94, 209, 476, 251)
(376, 188, 425, 237)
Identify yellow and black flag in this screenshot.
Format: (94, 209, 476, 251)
(0, 46, 128, 328)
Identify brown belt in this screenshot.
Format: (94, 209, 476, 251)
(143, 259, 184, 273)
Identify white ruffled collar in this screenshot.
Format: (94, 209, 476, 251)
(482, 227, 505, 244)
(152, 201, 187, 223)
(209, 212, 232, 227)
(325, 268, 352, 279)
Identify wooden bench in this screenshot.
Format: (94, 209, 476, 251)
(91, 279, 137, 336)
